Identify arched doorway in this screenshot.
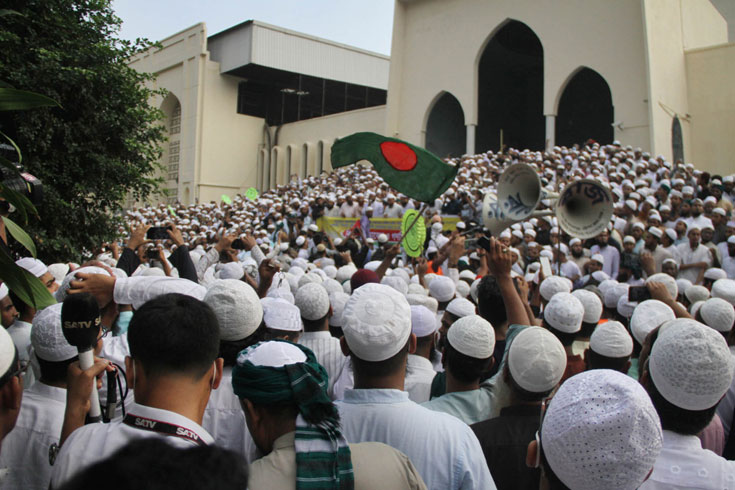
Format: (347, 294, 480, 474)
(556, 68, 613, 147)
(425, 92, 466, 158)
(477, 20, 544, 152)
(672, 116, 683, 165)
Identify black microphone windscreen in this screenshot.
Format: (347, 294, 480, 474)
(61, 292, 101, 350)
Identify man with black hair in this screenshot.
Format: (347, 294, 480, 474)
(471, 327, 567, 490)
(639, 320, 735, 488)
(57, 438, 249, 490)
(335, 283, 495, 489)
(0, 284, 16, 329)
(50, 293, 223, 487)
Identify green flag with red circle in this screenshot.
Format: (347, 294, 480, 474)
(330, 132, 458, 203)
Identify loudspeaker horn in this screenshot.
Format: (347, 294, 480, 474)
(555, 179, 614, 239)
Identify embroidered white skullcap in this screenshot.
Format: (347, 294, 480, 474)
(328, 292, 350, 327)
(712, 279, 735, 306)
(342, 281, 352, 295)
(590, 321, 633, 358)
(544, 293, 584, 333)
(649, 320, 734, 410)
(590, 253, 605, 265)
(616, 295, 637, 319)
(447, 315, 495, 359)
(377, 234, 388, 244)
(675, 279, 692, 297)
(295, 236, 306, 246)
(700, 298, 735, 332)
(267, 287, 295, 305)
(47, 263, 70, 283)
(204, 279, 263, 341)
(629, 299, 675, 344)
(391, 268, 410, 285)
(295, 282, 330, 321)
(264, 299, 302, 332)
(55, 266, 110, 303)
(363, 261, 382, 272)
(16, 257, 48, 278)
(217, 262, 244, 280)
(322, 265, 338, 280)
(685, 284, 710, 304)
(455, 280, 470, 299)
(705, 268, 727, 281)
(297, 272, 323, 289)
(406, 294, 438, 314)
(597, 279, 617, 296)
(141, 267, 165, 277)
(591, 270, 610, 283)
(446, 297, 476, 318)
(646, 273, 678, 300)
(239, 340, 306, 368)
(539, 276, 572, 301)
(603, 283, 628, 309)
(336, 265, 357, 284)
(381, 275, 408, 296)
(407, 283, 428, 296)
(541, 369, 663, 490)
(411, 305, 438, 337)
(571, 289, 603, 324)
(690, 300, 705, 318)
(0, 326, 15, 376)
(31, 303, 77, 362)
(341, 283, 411, 362)
(320, 278, 342, 296)
(428, 275, 455, 302)
(508, 326, 566, 393)
(0, 283, 7, 301)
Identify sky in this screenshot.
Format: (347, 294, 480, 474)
(112, 0, 395, 55)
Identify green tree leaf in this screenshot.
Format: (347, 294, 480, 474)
(0, 88, 58, 111)
(3, 216, 36, 257)
(0, 249, 55, 309)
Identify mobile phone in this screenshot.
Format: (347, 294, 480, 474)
(232, 238, 245, 250)
(628, 286, 651, 302)
(146, 226, 171, 240)
(540, 257, 552, 278)
(478, 236, 491, 252)
(146, 248, 160, 260)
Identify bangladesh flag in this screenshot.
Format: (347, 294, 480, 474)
(330, 132, 458, 203)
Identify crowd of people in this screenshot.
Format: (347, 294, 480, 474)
(0, 140, 734, 489)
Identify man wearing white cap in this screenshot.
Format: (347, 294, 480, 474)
(570, 288, 603, 356)
(0, 303, 82, 489)
(384, 194, 403, 219)
(15, 257, 58, 294)
(202, 279, 264, 458)
(421, 315, 495, 424)
(639, 320, 735, 489)
(530, 370, 663, 490)
(585, 321, 633, 373)
(335, 283, 495, 489)
(677, 226, 712, 285)
(0, 284, 16, 329)
(568, 238, 590, 273)
(263, 299, 303, 342)
(404, 305, 439, 403)
(589, 229, 620, 279)
(471, 327, 567, 490)
(641, 226, 673, 274)
(295, 282, 347, 400)
(541, 292, 585, 383)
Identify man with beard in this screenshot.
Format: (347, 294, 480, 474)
(590, 228, 620, 280)
(568, 238, 590, 272)
(677, 226, 712, 285)
(723, 236, 735, 278)
(640, 227, 673, 274)
(686, 198, 713, 231)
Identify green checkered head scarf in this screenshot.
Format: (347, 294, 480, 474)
(232, 340, 354, 490)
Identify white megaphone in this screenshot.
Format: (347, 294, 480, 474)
(482, 163, 613, 239)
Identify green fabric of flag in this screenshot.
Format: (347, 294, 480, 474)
(331, 132, 458, 203)
(221, 194, 232, 205)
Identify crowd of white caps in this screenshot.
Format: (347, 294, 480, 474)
(1, 139, 735, 490)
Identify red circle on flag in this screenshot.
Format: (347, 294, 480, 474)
(380, 141, 417, 171)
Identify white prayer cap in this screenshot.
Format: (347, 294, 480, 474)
(205, 279, 263, 341)
(459, 270, 476, 282)
(31, 303, 77, 362)
(377, 234, 388, 244)
(428, 275, 455, 302)
(239, 340, 306, 368)
(508, 326, 566, 393)
(571, 289, 603, 324)
(55, 266, 110, 303)
(298, 272, 322, 288)
(364, 261, 382, 272)
(455, 280, 470, 299)
(541, 369, 663, 490)
(295, 282, 330, 321)
(381, 276, 408, 296)
(685, 284, 710, 304)
(407, 283, 428, 296)
(48, 263, 70, 283)
(0, 283, 7, 301)
(141, 267, 165, 277)
(308, 224, 319, 232)
(391, 268, 410, 285)
(336, 265, 357, 284)
(705, 268, 728, 281)
(267, 287, 295, 305)
(597, 279, 617, 296)
(217, 262, 244, 280)
(264, 299, 302, 332)
(649, 320, 734, 410)
(569, 238, 581, 246)
(328, 292, 350, 327)
(675, 279, 692, 296)
(406, 294, 438, 314)
(16, 257, 48, 278)
(590, 253, 604, 265)
(629, 299, 674, 345)
(447, 315, 495, 359)
(544, 293, 584, 333)
(323, 265, 338, 280)
(590, 321, 633, 358)
(295, 236, 306, 246)
(690, 300, 704, 318)
(539, 276, 572, 301)
(645, 273, 678, 300)
(341, 283, 411, 362)
(411, 305, 438, 337)
(0, 326, 15, 376)
(712, 279, 735, 305)
(446, 297, 476, 318)
(699, 298, 735, 332)
(647, 227, 663, 239)
(616, 296, 637, 319)
(622, 235, 635, 244)
(603, 283, 628, 309)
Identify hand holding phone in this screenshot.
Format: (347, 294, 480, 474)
(146, 226, 171, 240)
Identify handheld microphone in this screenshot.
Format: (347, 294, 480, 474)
(61, 293, 103, 423)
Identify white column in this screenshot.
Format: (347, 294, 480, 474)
(466, 124, 476, 155)
(545, 115, 556, 151)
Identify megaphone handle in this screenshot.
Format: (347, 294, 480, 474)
(78, 349, 102, 423)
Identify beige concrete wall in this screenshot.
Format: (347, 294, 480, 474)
(387, 0, 652, 152)
(686, 42, 735, 175)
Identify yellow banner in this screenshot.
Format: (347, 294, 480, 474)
(317, 215, 461, 241)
